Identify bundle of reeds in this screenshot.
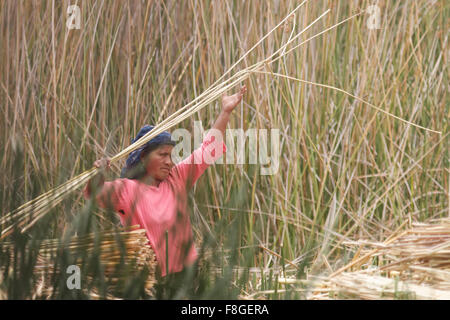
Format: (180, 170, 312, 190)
(0, 225, 156, 298)
(309, 218, 450, 299)
(310, 271, 450, 300)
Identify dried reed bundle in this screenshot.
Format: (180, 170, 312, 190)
(0, 1, 440, 241)
(309, 271, 450, 300)
(309, 218, 450, 299)
(1, 225, 156, 299)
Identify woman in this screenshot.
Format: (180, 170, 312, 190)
(84, 86, 246, 278)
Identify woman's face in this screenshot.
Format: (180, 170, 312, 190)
(141, 145, 174, 182)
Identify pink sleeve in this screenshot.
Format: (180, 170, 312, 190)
(171, 130, 227, 188)
(83, 178, 129, 213)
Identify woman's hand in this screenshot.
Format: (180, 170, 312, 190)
(221, 85, 247, 114)
(86, 157, 110, 197)
(211, 85, 247, 140)
(94, 157, 111, 171)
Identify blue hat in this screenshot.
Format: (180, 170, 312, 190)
(120, 125, 176, 179)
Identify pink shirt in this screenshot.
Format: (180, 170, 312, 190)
(83, 131, 226, 276)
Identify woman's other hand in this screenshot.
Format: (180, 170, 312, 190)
(94, 157, 111, 171)
(86, 157, 110, 197)
(221, 85, 247, 114)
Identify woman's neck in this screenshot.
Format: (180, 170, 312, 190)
(139, 174, 160, 187)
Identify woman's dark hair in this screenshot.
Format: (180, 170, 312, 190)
(139, 144, 158, 161)
(121, 145, 153, 180)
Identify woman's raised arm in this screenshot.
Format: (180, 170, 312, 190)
(170, 86, 247, 188)
(211, 85, 247, 139)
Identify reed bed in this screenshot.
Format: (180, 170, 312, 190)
(0, 0, 447, 299)
(307, 218, 450, 299)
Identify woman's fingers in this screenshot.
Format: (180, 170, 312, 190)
(223, 86, 246, 99)
(94, 157, 111, 169)
(221, 85, 247, 112)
